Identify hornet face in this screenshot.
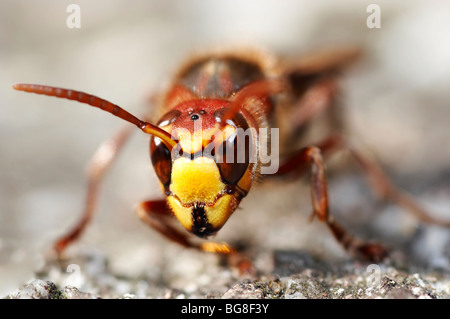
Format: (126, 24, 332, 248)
(149, 100, 256, 238)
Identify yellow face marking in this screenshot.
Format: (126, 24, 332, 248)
(203, 194, 235, 229)
(167, 194, 236, 233)
(167, 196, 193, 231)
(170, 156, 225, 204)
(166, 156, 239, 234)
(175, 125, 236, 154)
(164, 130, 245, 235)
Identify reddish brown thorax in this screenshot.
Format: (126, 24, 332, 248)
(162, 54, 275, 132)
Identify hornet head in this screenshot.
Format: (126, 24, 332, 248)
(150, 99, 256, 238)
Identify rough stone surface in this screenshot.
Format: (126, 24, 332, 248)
(8, 280, 60, 299)
(5, 249, 450, 299)
(221, 283, 265, 299)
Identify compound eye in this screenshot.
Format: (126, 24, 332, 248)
(149, 109, 181, 186)
(157, 109, 181, 127)
(216, 134, 251, 185)
(213, 108, 252, 185)
(150, 137, 172, 186)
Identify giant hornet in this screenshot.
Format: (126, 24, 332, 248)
(13, 47, 450, 270)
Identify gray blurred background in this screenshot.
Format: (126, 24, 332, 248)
(1, 0, 450, 296)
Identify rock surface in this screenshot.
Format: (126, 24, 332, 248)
(5, 247, 450, 299)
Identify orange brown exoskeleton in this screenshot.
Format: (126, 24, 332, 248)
(13, 47, 450, 271)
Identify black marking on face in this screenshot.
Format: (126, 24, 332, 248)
(191, 203, 214, 238)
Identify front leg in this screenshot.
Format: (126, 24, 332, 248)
(136, 199, 253, 273)
(54, 125, 134, 257)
